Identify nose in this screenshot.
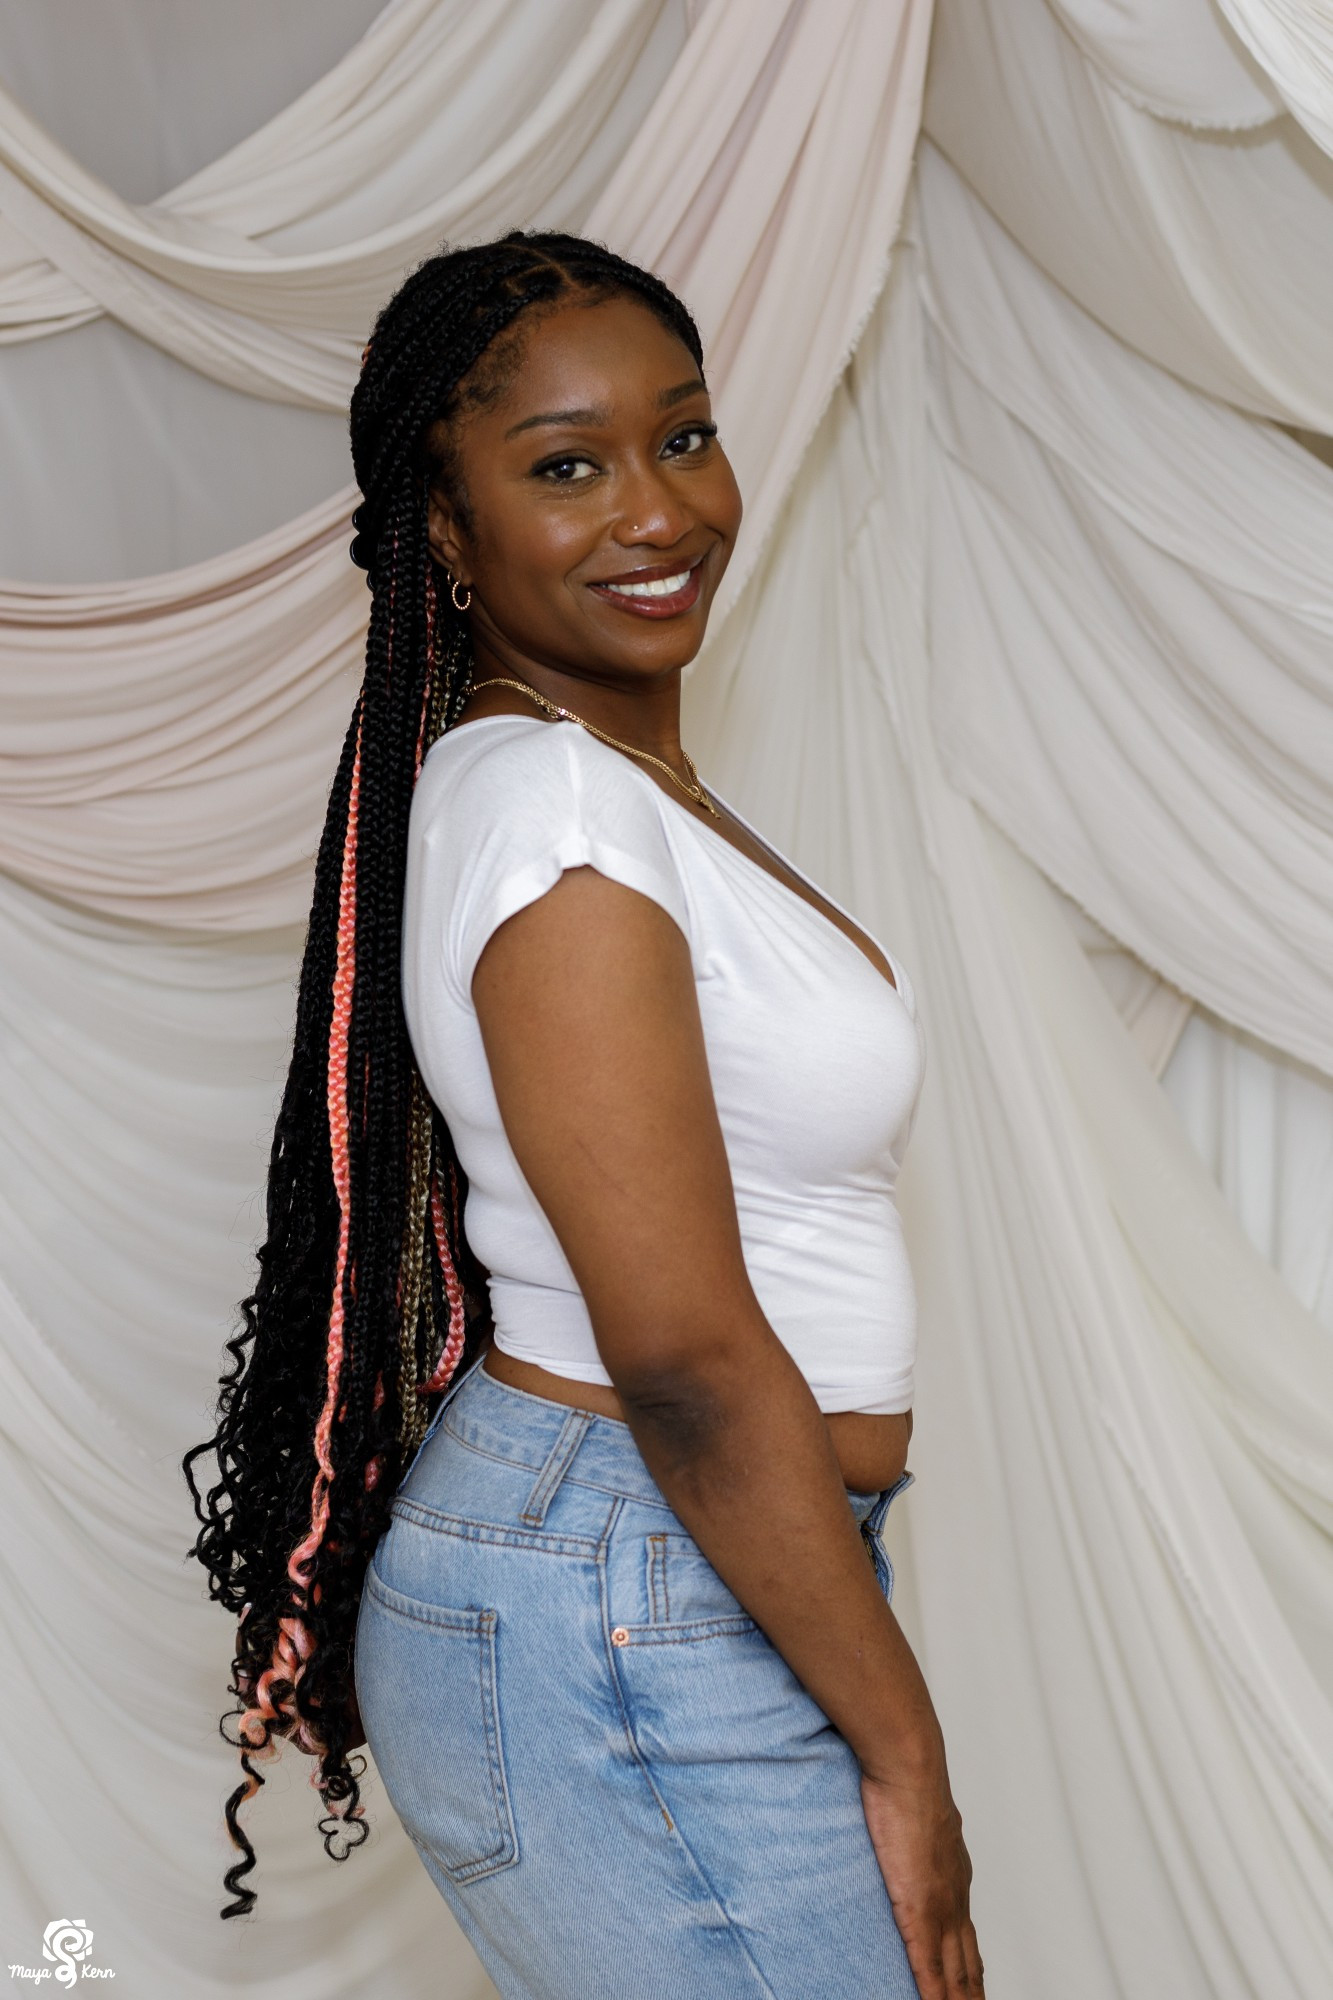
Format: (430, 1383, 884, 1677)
(613, 458, 693, 549)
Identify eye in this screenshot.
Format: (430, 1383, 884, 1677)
(533, 453, 599, 484)
(661, 421, 717, 459)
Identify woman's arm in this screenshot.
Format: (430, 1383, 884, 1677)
(472, 865, 983, 2000)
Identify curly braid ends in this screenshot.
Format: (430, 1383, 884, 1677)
(181, 231, 705, 1919)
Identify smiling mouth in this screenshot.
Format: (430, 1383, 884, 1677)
(587, 560, 704, 619)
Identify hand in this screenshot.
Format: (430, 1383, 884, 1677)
(861, 1762, 984, 1998)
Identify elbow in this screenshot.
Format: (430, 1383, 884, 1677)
(599, 1304, 799, 1483)
(613, 1358, 737, 1472)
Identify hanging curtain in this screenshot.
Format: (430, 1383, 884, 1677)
(916, 141, 1333, 1074)
(1216, 0, 1333, 156)
(685, 237, 1333, 1996)
(1, 0, 1330, 1993)
(0, 5, 932, 1994)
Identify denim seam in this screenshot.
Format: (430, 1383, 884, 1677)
(644, 1533, 758, 1636)
(459, 1609, 519, 1882)
(364, 1567, 492, 1633)
(862, 1527, 896, 1602)
(440, 1414, 676, 1511)
(610, 1617, 760, 1646)
(389, 1496, 604, 1558)
(598, 1533, 779, 2000)
(647, 1534, 669, 1623)
(859, 1468, 913, 1603)
(565, 1473, 674, 1510)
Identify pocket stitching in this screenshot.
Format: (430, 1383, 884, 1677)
(646, 1533, 669, 1623)
(612, 1616, 761, 1646)
(365, 1564, 493, 1633)
(363, 1569, 519, 1881)
(466, 1610, 517, 1881)
(643, 1532, 758, 1635)
(390, 1495, 603, 1558)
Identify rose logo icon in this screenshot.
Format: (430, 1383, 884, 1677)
(42, 1918, 95, 1987)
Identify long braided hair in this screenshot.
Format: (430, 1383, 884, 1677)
(182, 231, 706, 1919)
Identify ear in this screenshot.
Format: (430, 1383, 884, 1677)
(426, 485, 470, 586)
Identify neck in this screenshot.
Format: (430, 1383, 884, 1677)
(468, 633, 685, 764)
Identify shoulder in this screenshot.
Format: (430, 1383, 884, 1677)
(412, 714, 670, 840)
(424, 713, 675, 809)
(407, 714, 692, 991)
(413, 714, 573, 830)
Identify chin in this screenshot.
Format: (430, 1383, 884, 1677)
(602, 627, 708, 679)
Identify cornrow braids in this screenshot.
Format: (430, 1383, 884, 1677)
(182, 231, 706, 1919)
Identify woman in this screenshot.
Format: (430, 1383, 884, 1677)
(184, 232, 983, 2000)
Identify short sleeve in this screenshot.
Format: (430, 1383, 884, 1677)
(408, 719, 693, 1002)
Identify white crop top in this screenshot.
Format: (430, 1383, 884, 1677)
(401, 715, 926, 1415)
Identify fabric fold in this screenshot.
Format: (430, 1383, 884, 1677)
(924, 0, 1333, 429)
(917, 142, 1333, 1077)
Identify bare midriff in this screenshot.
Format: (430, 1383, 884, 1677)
(481, 1344, 912, 1495)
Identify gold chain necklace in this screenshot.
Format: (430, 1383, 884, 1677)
(468, 676, 721, 818)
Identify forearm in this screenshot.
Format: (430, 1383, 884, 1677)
(614, 1321, 944, 1782)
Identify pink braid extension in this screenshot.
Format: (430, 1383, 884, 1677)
(411, 565, 468, 1407)
(232, 711, 363, 1765)
(420, 1163, 467, 1393)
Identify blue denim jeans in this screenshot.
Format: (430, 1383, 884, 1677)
(355, 1357, 919, 1999)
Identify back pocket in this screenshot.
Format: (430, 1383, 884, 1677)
(356, 1566, 518, 1882)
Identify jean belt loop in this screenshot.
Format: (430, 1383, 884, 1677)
(520, 1408, 594, 1528)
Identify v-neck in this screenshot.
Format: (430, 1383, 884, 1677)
(633, 764, 905, 1003)
(439, 712, 908, 1003)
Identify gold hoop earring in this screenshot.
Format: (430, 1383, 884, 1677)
(450, 577, 472, 613)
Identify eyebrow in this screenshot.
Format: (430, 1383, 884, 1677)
(503, 377, 708, 441)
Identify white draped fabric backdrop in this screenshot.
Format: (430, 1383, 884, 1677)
(0, 4, 1329, 1995)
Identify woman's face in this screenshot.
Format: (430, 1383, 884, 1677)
(427, 294, 743, 687)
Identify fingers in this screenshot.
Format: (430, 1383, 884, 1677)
(905, 1939, 948, 2000)
(859, 1772, 983, 1999)
(904, 1925, 984, 2000)
(963, 1918, 986, 1994)
(941, 1920, 985, 1995)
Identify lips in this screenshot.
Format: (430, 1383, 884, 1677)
(587, 559, 704, 619)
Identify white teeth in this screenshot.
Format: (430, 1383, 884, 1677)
(602, 568, 693, 598)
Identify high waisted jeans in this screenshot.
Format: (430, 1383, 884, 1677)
(355, 1357, 920, 1999)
